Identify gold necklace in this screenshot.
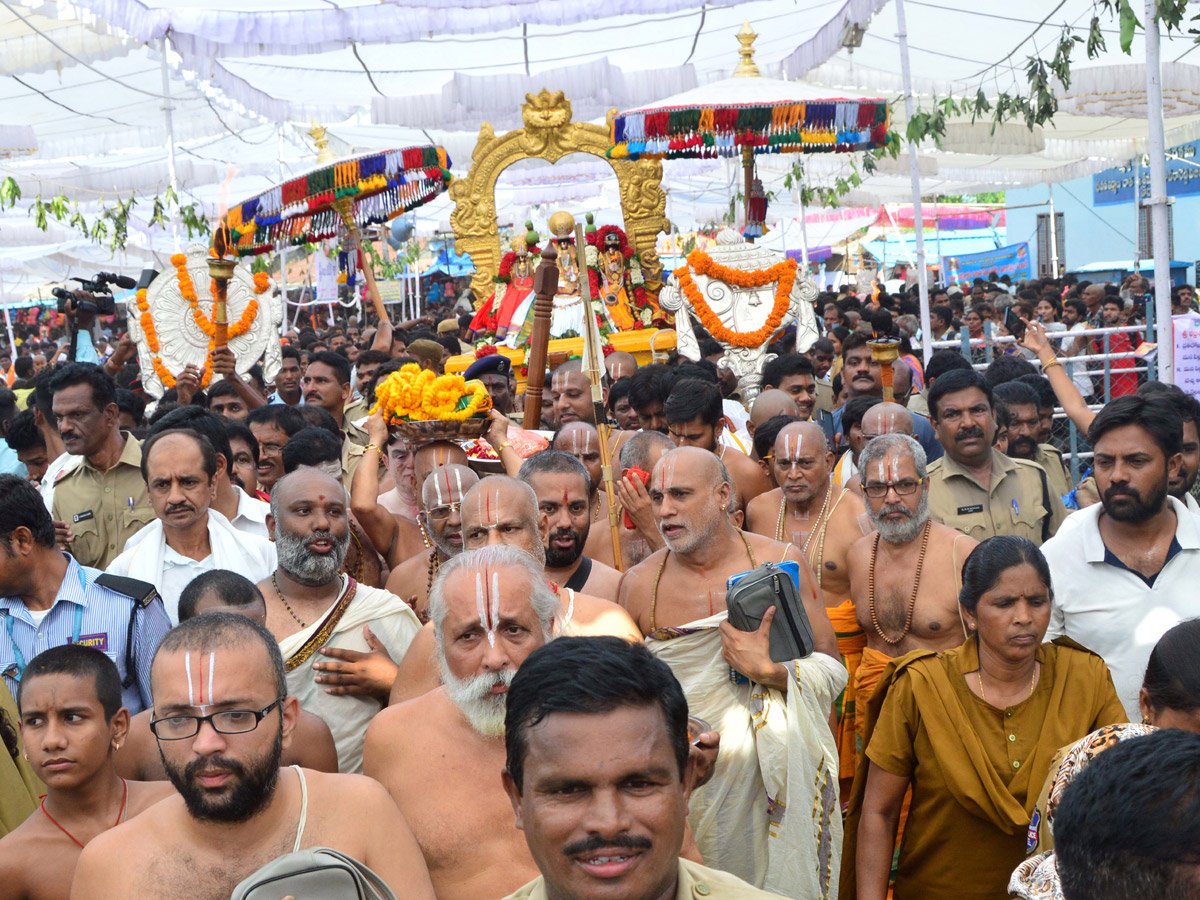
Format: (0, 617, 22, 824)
(777, 485, 834, 585)
(978, 663, 1038, 706)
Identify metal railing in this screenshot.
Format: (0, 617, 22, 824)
(922, 318, 1156, 485)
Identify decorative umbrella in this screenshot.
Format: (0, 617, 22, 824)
(608, 22, 888, 235)
(225, 125, 452, 319)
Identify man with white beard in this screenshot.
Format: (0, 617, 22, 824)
(846, 434, 977, 748)
(257, 468, 421, 773)
(362, 546, 567, 900)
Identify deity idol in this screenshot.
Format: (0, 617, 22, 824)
(470, 222, 540, 339)
(507, 211, 588, 346)
(585, 221, 648, 331)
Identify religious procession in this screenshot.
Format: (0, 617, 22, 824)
(0, 2, 1196, 900)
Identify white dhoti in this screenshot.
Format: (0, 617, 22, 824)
(647, 613, 847, 900)
(278, 577, 420, 774)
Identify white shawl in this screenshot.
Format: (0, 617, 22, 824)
(647, 612, 847, 900)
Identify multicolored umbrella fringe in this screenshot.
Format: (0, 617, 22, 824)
(225, 145, 452, 256)
(607, 100, 889, 160)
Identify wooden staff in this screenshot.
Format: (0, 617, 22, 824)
(522, 243, 559, 430)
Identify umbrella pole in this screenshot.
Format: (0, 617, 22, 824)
(522, 244, 559, 430)
(334, 197, 388, 324)
(574, 224, 623, 571)
(742, 146, 754, 242)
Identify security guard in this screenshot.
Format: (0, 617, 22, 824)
(0, 475, 169, 714)
(48, 363, 153, 569)
(927, 368, 1067, 545)
(992, 379, 1075, 500)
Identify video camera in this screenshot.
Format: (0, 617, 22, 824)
(51, 272, 136, 317)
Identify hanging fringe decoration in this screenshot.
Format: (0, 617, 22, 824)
(226, 145, 453, 256)
(608, 98, 888, 161)
(743, 177, 768, 239)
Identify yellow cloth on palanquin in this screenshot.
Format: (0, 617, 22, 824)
(827, 598, 866, 787)
(840, 636, 1127, 900)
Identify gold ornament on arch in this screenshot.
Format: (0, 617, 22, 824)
(449, 89, 668, 307)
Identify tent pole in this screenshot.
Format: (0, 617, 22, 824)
(159, 38, 180, 253)
(1133, 155, 1142, 275)
(894, 0, 932, 363)
(1145, 0, 1174, 383)
(278, 245, 289, 337)
(1048, 187, 1060, 279)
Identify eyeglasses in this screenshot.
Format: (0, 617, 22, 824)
(150, 697, 285, 741)
(862, 478, 924, 499)
(426, 502, 462, 522)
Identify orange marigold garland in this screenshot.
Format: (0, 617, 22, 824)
(673, 250, 797, 348)
(140, 258, 266, 388)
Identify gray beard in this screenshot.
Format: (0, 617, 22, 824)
(869, 493, 930, 544)
(439, 662, 514, 737)
(275, 527, 349, 585)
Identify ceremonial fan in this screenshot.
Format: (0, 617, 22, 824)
(223, 125, 452, 320)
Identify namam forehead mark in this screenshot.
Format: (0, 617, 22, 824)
(552, 371, 571, 395)
(182, 651, 218, 711)
(475, 565, 501, 647)
(775, 422, 826, 463)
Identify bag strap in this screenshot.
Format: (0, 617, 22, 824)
(311, 849, 399, 900)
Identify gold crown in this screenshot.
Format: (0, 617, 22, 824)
(548, 211, 576, 239)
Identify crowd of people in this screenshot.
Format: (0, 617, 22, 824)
(0, 269, 1196, 900)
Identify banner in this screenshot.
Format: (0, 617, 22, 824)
(1093, 140, 1200, 206)
(1174, 314, 1200, 399)
(942, 243, 1031, 283)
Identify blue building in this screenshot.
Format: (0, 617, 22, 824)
(1007, 140, 1200, 286)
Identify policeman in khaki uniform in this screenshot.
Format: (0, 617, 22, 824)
(926, 369, 1067, 546)
(47, 363, 153, 570)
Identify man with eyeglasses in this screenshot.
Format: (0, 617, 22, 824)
(842, 402, 914, 498)
(384, 463, 479, 621)
(70, 612, 436, 900)
(848, 434, 978, 755)
(925, 369, 1066, 545)
(744, 420, 868, 794)
(258, 468, 421, 774)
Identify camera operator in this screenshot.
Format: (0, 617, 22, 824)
(53, 272, 132, 365)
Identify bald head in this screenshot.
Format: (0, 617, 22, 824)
(891, 359, 913, 403)
(605, 351, 638, 383)
(270, 467, 346, 515)
(775, 421, 829, 454)
(750, 390, 801, 430)
(421, 463, 479, 509)
(652, 445, 731, 494)
(861, 402, 914, 439)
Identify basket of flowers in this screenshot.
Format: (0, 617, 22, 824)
(372, 363, 493, 442)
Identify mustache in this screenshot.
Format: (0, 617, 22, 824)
(1104, 483, 1141, 501)
(185, 754, 246, 781)
(550, 527, 580, 543)
(562, 833, 653, 857)
(166, 503, 195, 514)
(878, 502, 914, 519)
(955, 427, 986, 442)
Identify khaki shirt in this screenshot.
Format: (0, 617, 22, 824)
(342, 417, 369, 482)
(815, 379, 834, 414)
(52, 434, 153, 569)
(908, 388, 930, 418)
(926, 448, 1068, 545)
(501, 859, 788, 900)
(1034, 443, 1072, 500)
(344, 396, 368, 425)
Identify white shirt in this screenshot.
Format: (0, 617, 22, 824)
(1063, 322, 1094, 398)
(39, 452, 82, 513)
(229, 486, 270, 539)
(1042, 496, 1200, 718)
(160, 547, 216, 620)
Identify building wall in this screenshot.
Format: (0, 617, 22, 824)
(1007, 176, 1200, 283)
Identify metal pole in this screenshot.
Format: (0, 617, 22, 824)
(1048, 186, 1060, 279)
(895, 0, 932, 363)
(1145, 0, 1175, 383)
(159, 38, 180, 253)
(278, 244, 289, 337)
(1134, 155, 1142, 275)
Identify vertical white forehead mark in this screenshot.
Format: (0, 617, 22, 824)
(876, 460, 887, 483)
(207, 652, 215, 707)
(570, 428, 581, 455)
(433, 473, 445, 506)
(476, 572, 488, 635)
(584, 429, 593, 454)
(663, 458, 676, 491)
(489, 571, 500, 648)
(453, 468, 463, 500)
(185, 653, 195, 707)
(891, 455, 900, 484)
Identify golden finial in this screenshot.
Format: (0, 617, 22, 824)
(309, 121, 336, 165)
(733, 21, 761, 78)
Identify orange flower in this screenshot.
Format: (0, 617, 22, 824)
(673, 251, 797, 349)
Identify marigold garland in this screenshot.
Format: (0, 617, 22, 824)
(371, 363, 491, 423)
(673, 250, 797, 348)
(140, 258, 268, 388)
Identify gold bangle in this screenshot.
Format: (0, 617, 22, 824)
(1041, 357, 1062, 372)
(364, 443, 382, 455)
(498, 441, 514, 453)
